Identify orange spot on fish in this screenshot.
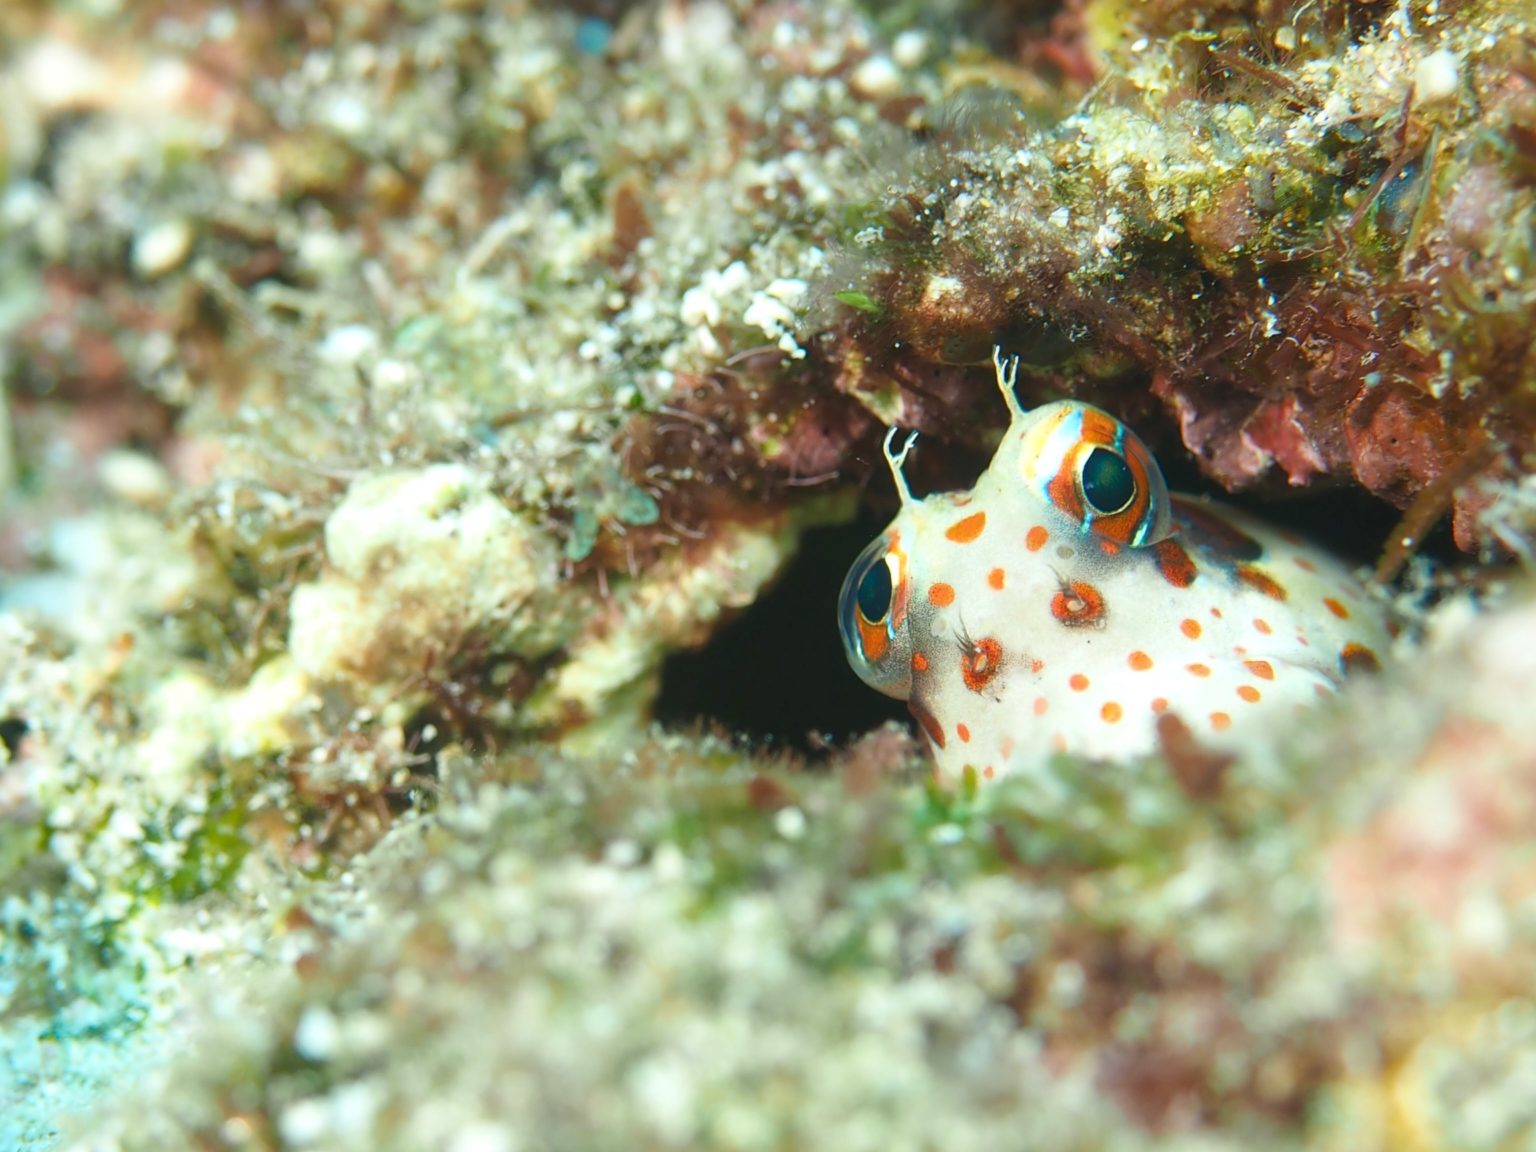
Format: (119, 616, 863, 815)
(1069, 673, 1090, 692)
(1128, 651, 1153, 671)
(1210, 711, 1232, 731)
(910, 701, 946, 748)
(1151, 697, 1169, 713)
(987, 567, 1006, 590)
(1324, 597, 1350, 619)
(1243, 659, 1274, 680)
(1237, 566, 1288, 601)
(928, 583, 955, 607)
(1030, 658, 1045, 674)
(1254, 618, 1273, 635)
(982, 765, 996, 780)
(1237, 685, 1261, 703)
(945, 512, 987, 544)
(911, 652, 929, 673)
(1187, 663, 1211, 678)
(1340, 642, 1380, 673)
(1180, 618, 1202, 639)
(961, 637, 1004, 693)
(1034, 696, 1049, 716)
(1295, 556, 1318, 573)
(1101, 701, 1123, 723)
(956, 722, 971, 743)
(1026, 526, 1049, 552)
(1154, 539, 1197, 588)
(1051, 581, 1106, 628)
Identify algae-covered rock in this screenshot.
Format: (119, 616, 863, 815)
(529, 503, 848, 749)
(2, 0, 1536, 1149)
(288, 464, 569, 705)
(826, 0, 1536, 556)
(40, 584, 1536, 1152)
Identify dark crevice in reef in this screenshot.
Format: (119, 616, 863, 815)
(0, 717, 29, 760)
(1226, 485, 1431, 567)
(1152, 454, 1418, 570)
(655, 514, 911, 753)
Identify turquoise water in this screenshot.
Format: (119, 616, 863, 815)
(0, 981, 164, 1149)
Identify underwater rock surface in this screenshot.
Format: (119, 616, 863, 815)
(1, 1, 1534, 1148)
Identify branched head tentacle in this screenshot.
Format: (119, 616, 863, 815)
(992, 344, 1026, 423)
(882, 426, 920, 508)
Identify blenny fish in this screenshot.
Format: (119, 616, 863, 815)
(839, 349, 1394, 781)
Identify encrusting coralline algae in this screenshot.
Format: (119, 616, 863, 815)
(1, 1, 1535, 1149)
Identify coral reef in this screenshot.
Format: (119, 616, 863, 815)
(25, 596, 1536, 1151)
(827, 0, 1536, 556)
(0, 0, 1534, 1149)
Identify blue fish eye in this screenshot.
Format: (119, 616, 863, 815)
(856, 552, 893, 623)
(838, 536, 912, 701)
(1081, 447, 1135, 516)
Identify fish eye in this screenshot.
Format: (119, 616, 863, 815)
(838, 537, 912, 700)
(856, 550, 894, 624)
(1080, 447, 1136, 516)
(1016, 400, 1172, 546)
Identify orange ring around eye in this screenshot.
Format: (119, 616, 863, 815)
(1045, 438, 1086, 523)
(1021, 403, 1170, 545)
(856, 614, 889, 661)
(855, 549, 906, 663)
(886, 547, 911, 630)
(1083, 444, 1154, 546)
